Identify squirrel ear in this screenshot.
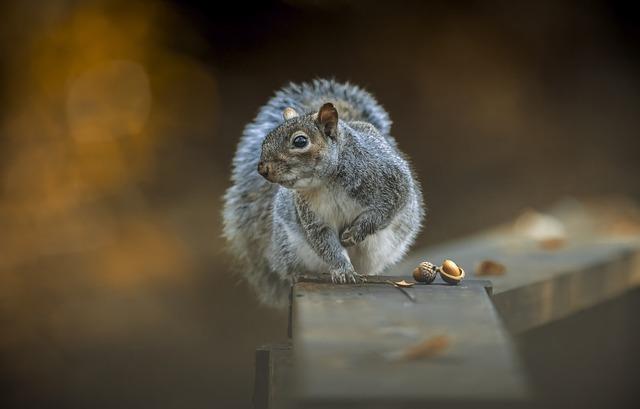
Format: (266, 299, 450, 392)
(317, 102, 338, 139)
(283, 107, 299, 121)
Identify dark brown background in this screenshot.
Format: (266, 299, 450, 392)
(1, 1, 639, 408)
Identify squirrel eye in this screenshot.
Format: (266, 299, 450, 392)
(292, 135, 308, 149)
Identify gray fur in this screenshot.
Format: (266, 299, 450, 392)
(223, 79, 424, 306)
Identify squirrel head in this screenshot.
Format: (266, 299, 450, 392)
(258, 103, 340, 190)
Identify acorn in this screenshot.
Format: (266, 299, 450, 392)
(439, 259, 465, 285)
(412, 261, 438, 284)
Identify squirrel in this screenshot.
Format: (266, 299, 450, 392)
(223, 79, 424, 306)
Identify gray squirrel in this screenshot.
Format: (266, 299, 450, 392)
(223, 79, 424, 306)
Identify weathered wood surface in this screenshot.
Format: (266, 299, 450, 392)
(254, 343, 293, 409)
(290, 280, 529, 408)
(391, 199, 640, 332)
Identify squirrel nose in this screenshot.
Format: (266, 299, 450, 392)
(257, 161, 269, 178)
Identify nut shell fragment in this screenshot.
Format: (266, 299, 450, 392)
(412, 261, 438, 283)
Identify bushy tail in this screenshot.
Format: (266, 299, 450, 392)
(268, 79, 393, 135)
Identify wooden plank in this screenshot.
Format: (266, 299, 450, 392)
(491, 250, 639, 332)
(391, 200, 640, 333)
(254, 346, 271, 409)
(256, 199, 640, 406)
(290, 280, 529, 408)
(254, 343, 293, 409)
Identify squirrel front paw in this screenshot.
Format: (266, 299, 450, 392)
(340, 226, 359, 247)
(330, 268, 367, 284)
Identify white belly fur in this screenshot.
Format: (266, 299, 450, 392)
(293, 186, 408, 275)
(348, 213, 409, 275)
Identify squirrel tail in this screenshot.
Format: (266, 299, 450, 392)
(271, 79, 393, 135)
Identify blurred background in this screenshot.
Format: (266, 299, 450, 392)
(0, 0, 639, 408)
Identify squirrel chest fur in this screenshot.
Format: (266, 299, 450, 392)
(302, 184, 361, 232)
(223, 79, 424, 306)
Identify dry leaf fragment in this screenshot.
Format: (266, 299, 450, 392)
(606, 220, 640, 236)
(392, 280, 415, 288)
(538, 237, 566, 250)
(384, 280, 417, 302)
(402, 335, 450, 361)
(476, 260, 506, 276)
